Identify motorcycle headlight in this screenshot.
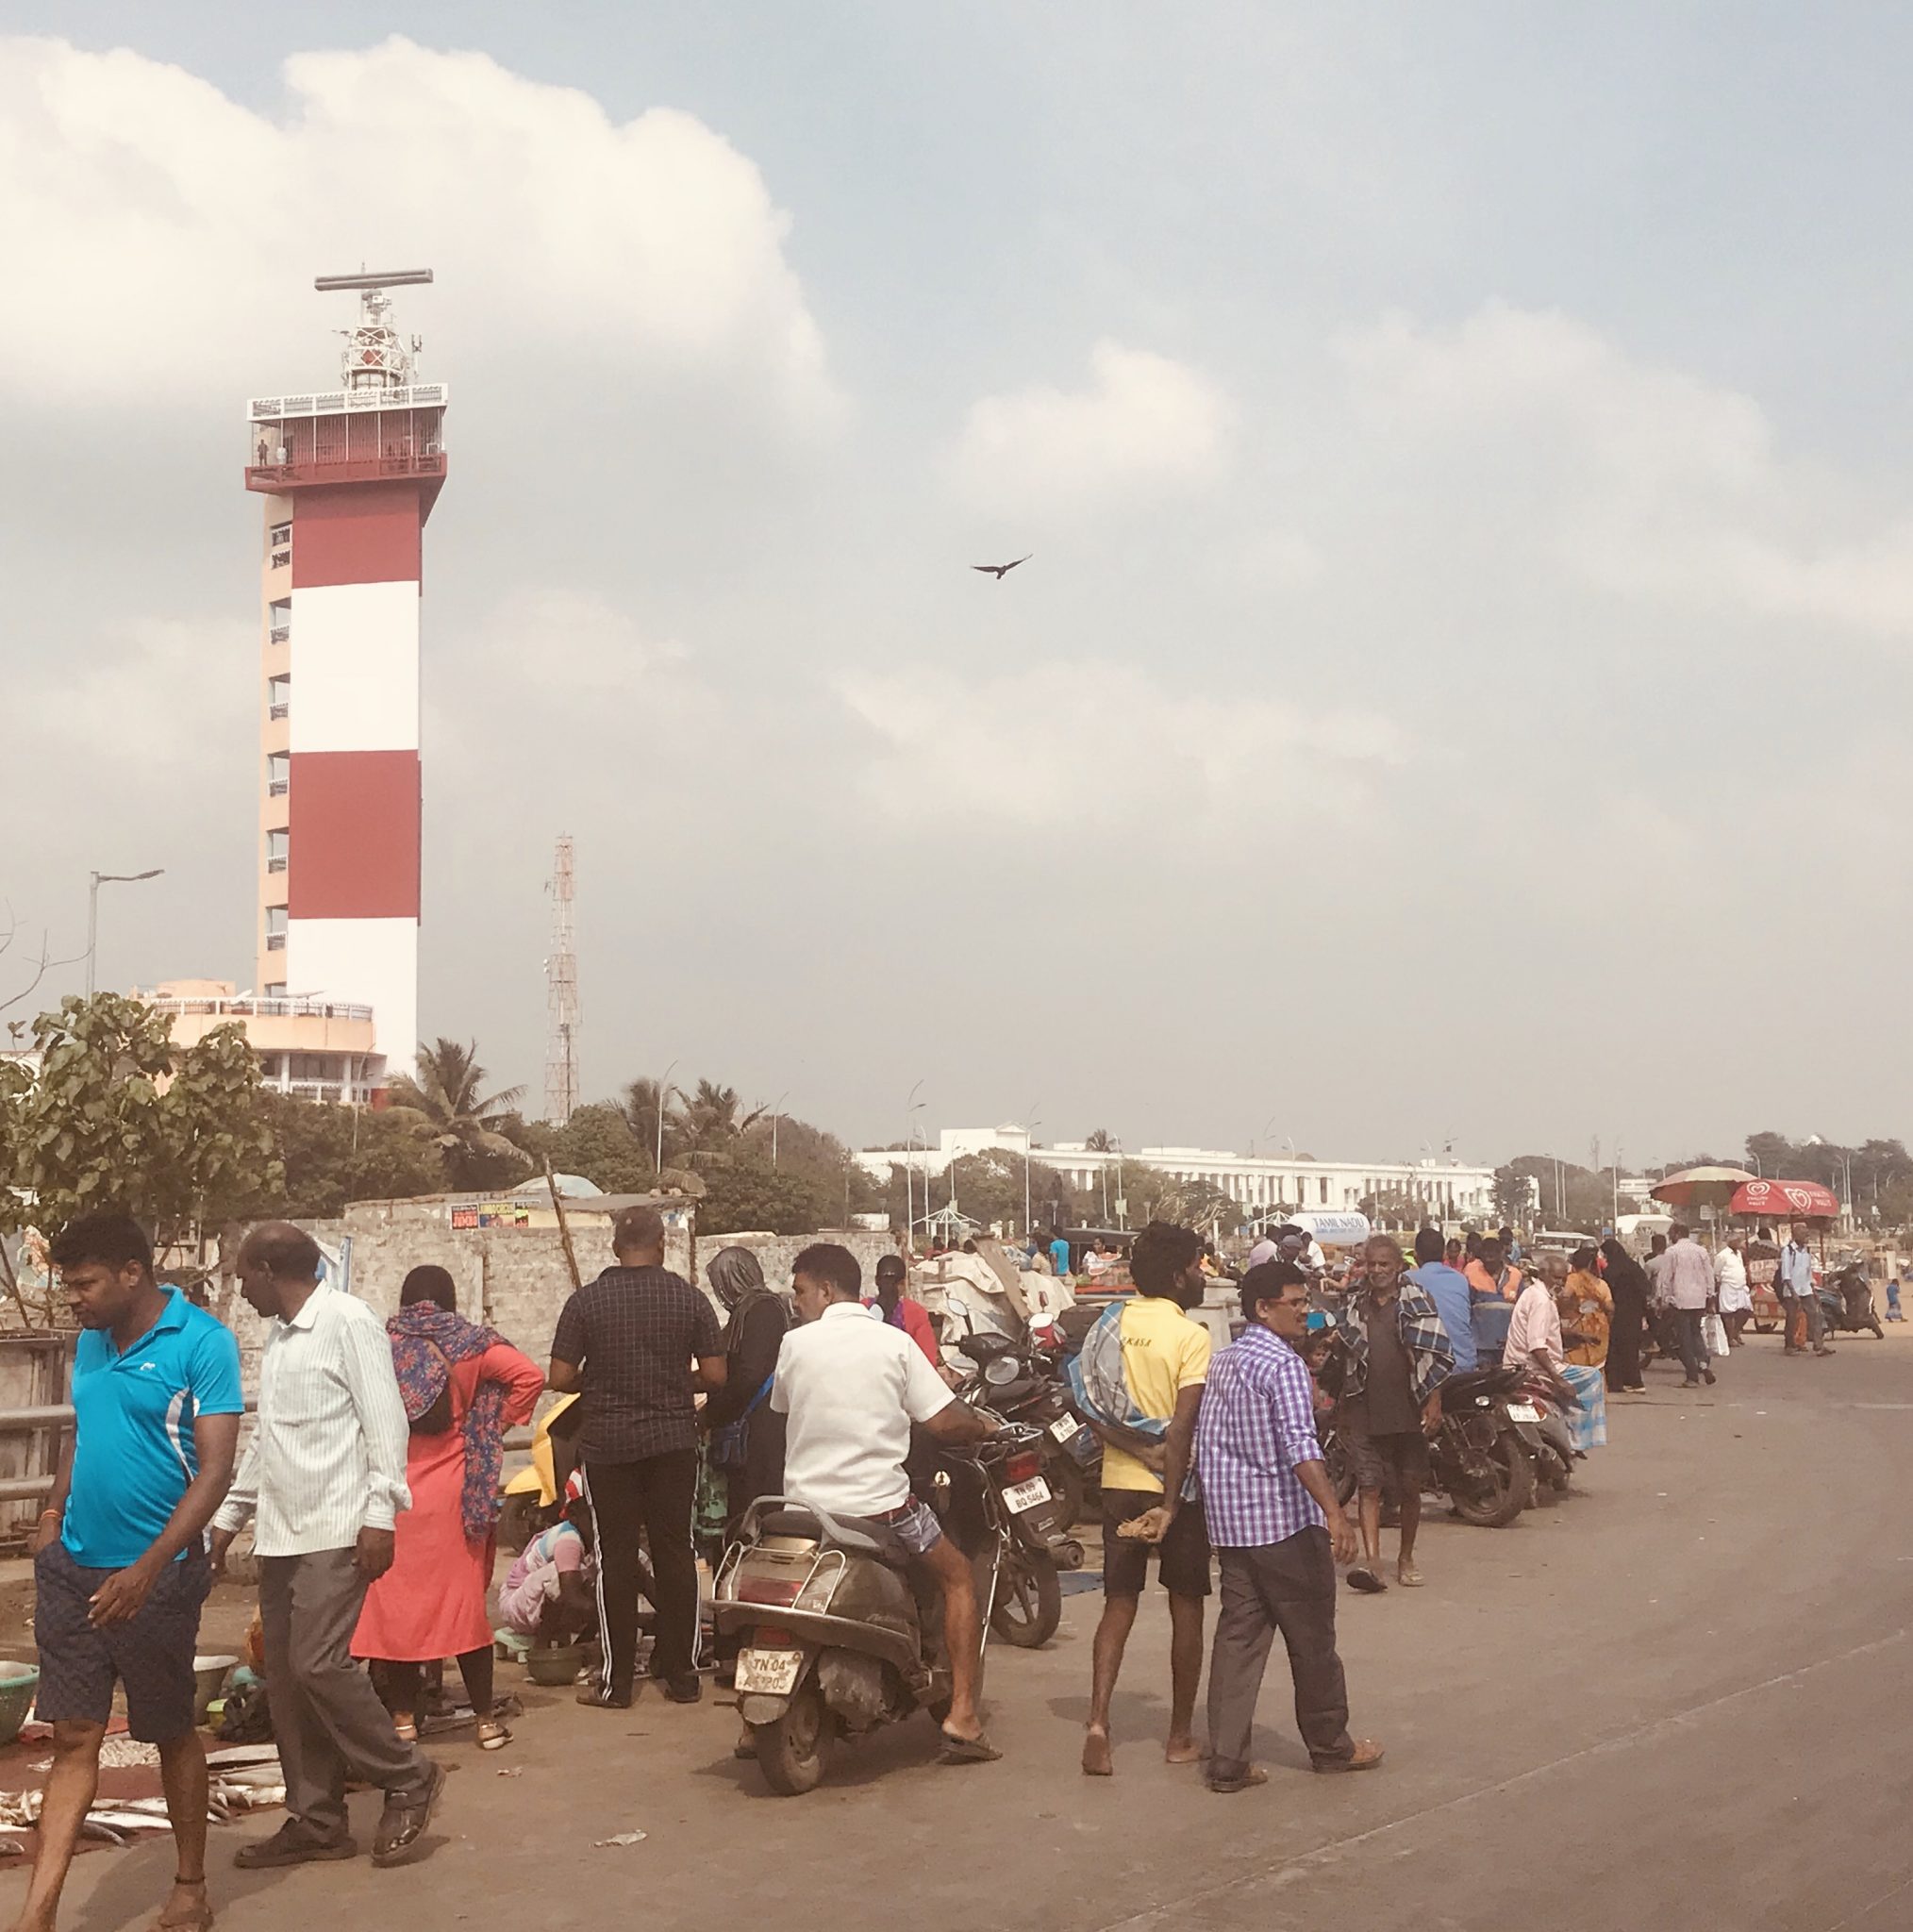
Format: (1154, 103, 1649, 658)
(984, 1355, 1022, 1387)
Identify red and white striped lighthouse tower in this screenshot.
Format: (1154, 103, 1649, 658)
(245, 271, 447, 1093)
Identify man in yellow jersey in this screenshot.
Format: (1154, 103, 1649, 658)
(1078, 1221, 1212, 1777)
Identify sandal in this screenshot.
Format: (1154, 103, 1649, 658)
(475, 1718, 511, 1752)
(938, 1728, 1002, 1765)
(1346, 1566, 1387, 1593)
(392, 1718, 418, 1744)
(149, 1878, 215, 1931)
(1395, 1564, 1424, 1589)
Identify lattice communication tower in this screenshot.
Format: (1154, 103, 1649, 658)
(543, 835, 580, 1124)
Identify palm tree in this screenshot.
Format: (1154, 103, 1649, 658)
(675, 1078, 766, 1170)
(1085, 1127, 1116, 1153)
(389, 1039, 526, 1189)
(620, 1076, 678, 1170)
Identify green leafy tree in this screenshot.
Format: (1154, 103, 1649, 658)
(388, 1039, 528, 1191)
(542, 1103, 656, 1195)
(0, 992, 280, 1257)
(248, 1092, 446, 1220)
(699, 1156, 831, 1237)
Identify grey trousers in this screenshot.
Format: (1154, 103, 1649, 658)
(259, 1550, 430, 1840)
(1206, 1527, 1355, 1780)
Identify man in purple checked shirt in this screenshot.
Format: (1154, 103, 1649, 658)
(1195, 1261, 1385, 1791)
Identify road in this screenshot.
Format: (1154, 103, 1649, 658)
(13, 1330, 1911, 1932)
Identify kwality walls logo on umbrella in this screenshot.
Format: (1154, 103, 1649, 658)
(1733, 1178, 1841, 1218)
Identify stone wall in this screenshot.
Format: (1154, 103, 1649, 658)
(203, 1205, 900, 1393)
(690, 1229, 899, 1300)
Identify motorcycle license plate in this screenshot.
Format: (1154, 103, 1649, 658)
(1505, 1402, 1542, 1424)
(1049, 1414, 1081, 1443)
(735, 1647, 805, 1695)
(1003, 1475, 1053, 1514)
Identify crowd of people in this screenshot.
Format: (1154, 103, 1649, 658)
(7, 1197, 1880, 1928)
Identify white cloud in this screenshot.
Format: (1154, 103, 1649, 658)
(838, 658, 1406, 837)
(1339, 302, 1913, 640)
(0, 35, 836, 421)
(947, 341, 1229, 516)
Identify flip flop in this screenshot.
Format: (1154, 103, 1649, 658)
(1395, 1566, 1424, 1589)
(1346, 1566, 1387, 1594)
(1207, 1766, 1269, 1793)
(938, 1729, 1002, 1765)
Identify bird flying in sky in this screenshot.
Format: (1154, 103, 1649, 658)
(972, 554, 1032, 579)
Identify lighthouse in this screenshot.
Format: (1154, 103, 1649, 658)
(243, 271, 447, 1095)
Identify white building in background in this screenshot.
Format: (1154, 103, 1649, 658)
(856, 1124, 1497, 1225)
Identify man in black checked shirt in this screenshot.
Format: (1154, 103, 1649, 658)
(548, 1206, 725, 1707)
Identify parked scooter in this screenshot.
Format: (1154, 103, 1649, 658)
(1820, 1258, 1885, 1340)
(713, 1422, 1069, 1794)
(1509, 1367, 1577, 1497)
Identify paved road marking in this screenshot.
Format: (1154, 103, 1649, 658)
(1092, 1627, 1910, 1932)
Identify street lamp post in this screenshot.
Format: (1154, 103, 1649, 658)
(1114, 1138, 1126, 1230)
(654, 1058, 678, 1174)
(86, 869, 164, 998)
(1023, 1102, 1040, 1237)
(768, 1091, 790, 1168)
(904, 1080, 924, 1240)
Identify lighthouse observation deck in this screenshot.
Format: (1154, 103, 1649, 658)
(244, 385, 448, 494)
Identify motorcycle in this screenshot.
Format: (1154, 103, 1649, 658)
(951, 1333, 1100, 1528)
(1424, 1365, 1539, 1526)
(713, 1422, 1071, 1795)
(1820, 1259, 1885, 1340)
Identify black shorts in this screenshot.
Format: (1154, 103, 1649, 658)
(33, 1539, 210, 1741)
(1341, 1425, 1431, 1498)
(1101, 1490, 1211, 1598)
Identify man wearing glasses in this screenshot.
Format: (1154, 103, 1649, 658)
(1196, 1261, 1384, 1790)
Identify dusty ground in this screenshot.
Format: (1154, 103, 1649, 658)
(4, 1325, 1909, 1932)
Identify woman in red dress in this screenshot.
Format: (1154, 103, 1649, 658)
(354, 1267, 544, 1751)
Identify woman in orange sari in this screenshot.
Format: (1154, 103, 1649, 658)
(1561, 1246, 1613, 1369)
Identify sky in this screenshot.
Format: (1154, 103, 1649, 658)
(5, 4, 1912, 1171)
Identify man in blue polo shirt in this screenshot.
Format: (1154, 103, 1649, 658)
(14, 1211, 242, 1932)
(1407, 1226, 1477, 1374)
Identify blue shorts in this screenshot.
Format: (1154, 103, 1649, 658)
(871, 1498, 945, 1557)
(33, 1540, 209, 1741)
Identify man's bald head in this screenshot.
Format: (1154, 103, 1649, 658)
(236, 1221, 322, 1319)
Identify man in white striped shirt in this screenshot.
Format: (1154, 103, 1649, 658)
(209, 1224, 443, 1869)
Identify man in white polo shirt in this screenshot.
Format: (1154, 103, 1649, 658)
(772, 1241, 1000, 1762)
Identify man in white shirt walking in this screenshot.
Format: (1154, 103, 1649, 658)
(1661, 1223, 1718, 1388)
(1714, 1230, 1753, 1348)
(772, 1242, 1000, 1761)
(209, 1224, 442, 1868)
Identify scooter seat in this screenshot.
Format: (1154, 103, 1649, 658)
(758, 1506, 915, 1570)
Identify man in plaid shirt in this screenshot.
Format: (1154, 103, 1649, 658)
(1197, 1261, 1382, 1790)
(1334, 1234, 1454, 1593)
